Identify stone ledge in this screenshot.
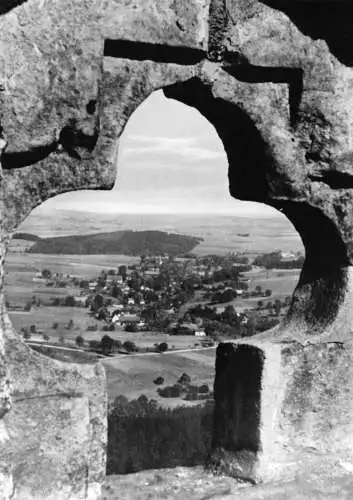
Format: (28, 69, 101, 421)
(209, 340, 353, 483)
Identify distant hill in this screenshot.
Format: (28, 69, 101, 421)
(13, 232, 41, 242)
(28, 230, 203, 256)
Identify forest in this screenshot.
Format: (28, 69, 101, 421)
(107, 395, 214, 475)
(27, 230, 203, 255)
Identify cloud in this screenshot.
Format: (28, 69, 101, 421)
(122, 134, 226, 162)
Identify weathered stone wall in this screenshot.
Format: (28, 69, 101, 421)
(1, 0, 353, 496)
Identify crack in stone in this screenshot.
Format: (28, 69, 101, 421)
(13, 392, 84, 403)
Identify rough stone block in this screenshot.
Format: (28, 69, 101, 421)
(0, 319, 107, 500)
(209, 340, 353, 483)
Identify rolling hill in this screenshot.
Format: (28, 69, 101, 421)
(27, 230, 203, 256)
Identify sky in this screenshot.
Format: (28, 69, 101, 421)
(43, 90, 278, 217)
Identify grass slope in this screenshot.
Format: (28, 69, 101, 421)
(102, 349, 216, 406)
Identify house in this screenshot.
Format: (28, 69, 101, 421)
(33, 272, 46, 283)
(73, 296, 88, 307)
(280, 251, 297, 262)
(180, 322, 199, 334)
(120, 313, 140, 325)
(145, 269, 159, 277)
(108, 304, 125, 317)
(240, 314, 248, 325)
(107, 305, 118, 315)
(127, 298, 135, 305)
(111, 313, 122, 325)
(89, 281, 98, 290)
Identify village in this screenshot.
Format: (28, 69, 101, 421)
(10, 249, 304, 355)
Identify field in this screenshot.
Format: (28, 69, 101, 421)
(181, 268, 300, 314)
(5, 252, 140, 341)
(234, 267, 300, 311)
(6, 253, 139, 279)
(102, 348, 216, 407)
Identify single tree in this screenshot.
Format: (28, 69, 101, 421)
(157, 342, 168, 353)
(75, 335, 85, 348)
(23, 330, 31, 340)
(64, 295, 76, 307)
(118, 265, 127, 281)
(100, 334, 114, 355)
(274, 299, 282, 316)
(123, 340, 137, 353)
(91, 294, 104, 313)
(41, 269, 52, 279)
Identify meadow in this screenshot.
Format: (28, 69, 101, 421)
(6, 253, 139, 279)
(102, 348, 216, 407)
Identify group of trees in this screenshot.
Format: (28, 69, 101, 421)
(257, 296, 291, 315)
(209, 288, 237, 304)
(21, 325, 50, 341)
(156, 372, 212, 401)
(254, 251, 304, 269)
(107, 395, 213, 474)
(86, 335, 168, 356)
(87, 335, 138, 355)
(177, 303, 281, 339)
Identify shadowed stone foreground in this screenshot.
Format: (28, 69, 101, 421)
(209, 340, 353, 484)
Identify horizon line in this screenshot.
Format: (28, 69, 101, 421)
(46, 207, 283, 218)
